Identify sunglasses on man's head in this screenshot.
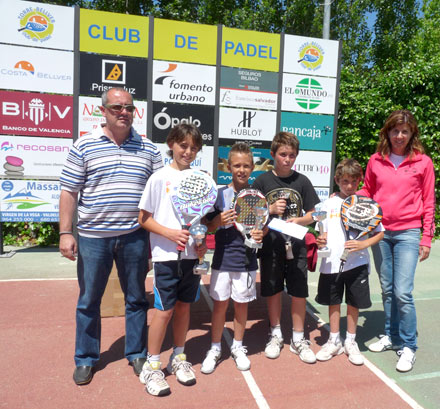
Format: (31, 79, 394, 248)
(104, 104, 136, 113)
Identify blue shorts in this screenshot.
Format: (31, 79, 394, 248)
(153, 260, 201, 311)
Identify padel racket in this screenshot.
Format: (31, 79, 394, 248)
(338, 195, 383, 275)
(234, 188, 269, 249)
(266, 188, 303, 259)
(170, 169, 217, 273)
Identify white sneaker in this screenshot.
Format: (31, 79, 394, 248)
(396, 347, 416, 372)
(231, 346, 251, 371)
(316, 340, 344, 361)
(344, 340, 364, 366)
(264, 335, 284, 359)
(167, 353, 196, 385)
(139, 361, 171, 396)
(368, 335, 401, 352)
(201, 348, 221, 374)
(290, 338, 317, 364)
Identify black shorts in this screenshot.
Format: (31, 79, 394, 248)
(259, 242, 308, 298)
(315, 264, 371, 309)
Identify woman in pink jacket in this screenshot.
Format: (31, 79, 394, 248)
(358, 110, 436, 373)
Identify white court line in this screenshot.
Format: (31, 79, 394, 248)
(200, 283, 271, 409)
(306, 305, 424, 409)
(401, 371, 440, 382)
(0, 278, 77, 282)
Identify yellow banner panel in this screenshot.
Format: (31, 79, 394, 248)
(80, 9, 148, 58)
(154, 19, 217, 65)
(222, 27, 280, 72)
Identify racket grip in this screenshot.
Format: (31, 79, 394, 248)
(340, 248, 349, 262)
(177, 244, 185, 251)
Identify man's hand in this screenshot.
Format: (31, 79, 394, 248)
(59, 234, 77, 261)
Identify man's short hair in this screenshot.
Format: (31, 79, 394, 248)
(101, 87, 132, 106)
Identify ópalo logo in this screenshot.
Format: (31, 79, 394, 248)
(18, 7, 55, 43)
(297, 42, 324, 71)
(294, 77, 327, 110)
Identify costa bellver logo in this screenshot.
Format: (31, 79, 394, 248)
(17, 7, 55, 43)
(294, 77, 327, 110)
(297, 42, 324, 71)
(14, 61, 35, 75)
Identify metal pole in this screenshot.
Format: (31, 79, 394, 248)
(323, 1, 331, 39)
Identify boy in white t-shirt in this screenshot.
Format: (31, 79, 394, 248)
(137, 124, 207, 396)
(315, 159, 384, 366)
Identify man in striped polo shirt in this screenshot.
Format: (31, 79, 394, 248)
(59, 87, 163, 385)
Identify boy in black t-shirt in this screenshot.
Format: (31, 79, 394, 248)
(201, 143, 263, 374)
(252, 132, 320, 363)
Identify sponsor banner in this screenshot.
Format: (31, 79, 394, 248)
(153, 60, 216, 106)
(283, 35, 339, 77)
(0, 45, 73, 95)
(0, 179, 60, 222)
(154, 18, 217, 65)
(0, 0, 74, 50)
(293, 150, 331, 187)
(156, 143, 214, 176)
(0, 135, 71, 179)
(78, 96, 147, 138)
(281, 74, 337, 115)
(280, 112, 334, 151)
(80, 9, 148, 58)
(219, 107, 276, 141)
(79, 53, 147, 99)
(222, 27, 280, 72)
(217, 144, 273, 185)
(220, 67, 278, 110)
(0, 91, 73, 138)
(152, 102, 214, 146)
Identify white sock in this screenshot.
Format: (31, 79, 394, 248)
(329, 332, 341, 343)
(292, 330, 304, 343)
(271, 325, 282, 338)
(149, 354, 160, 363)
(211, 342, 221, 351)
(232, 339, 243, 349)
(173, 346, 185, 355)
(345, 332, 356, 343)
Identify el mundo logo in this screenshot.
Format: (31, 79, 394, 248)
(297, 42, 324, 71)
(18, 7, 55, 43)
(102, 60, 126, 84)
(294, 78, 327, 110)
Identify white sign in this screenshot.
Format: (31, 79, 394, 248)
(219, 88, 278, 111)
(293, 150, 332, 187)
(78, 96, 147, 138)
(281, 74, 337, 115)
(0, 135, 71, 179)
(219, 107, 276, 141)
(268, 218, 308, 240)
(0, 179, 60, 222)
(0, 0, 74, 51)
(0, 45, 73, 95)
(153, 60, 216, 106)
(283, 35, 339, 77)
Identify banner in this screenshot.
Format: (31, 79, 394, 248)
(0, 0, 74, 51)
(293, 150, 332, 187)
(0, 91, 73, 138)
(79, 53, 148, 99)
(0, 135, 71, 179)
(0, 45, 73, 95)
(0, 179, 60, 222)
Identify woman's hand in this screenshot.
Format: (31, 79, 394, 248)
(419, 245, 430, 261)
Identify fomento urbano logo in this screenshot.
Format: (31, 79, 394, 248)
(297, 42, 324, 72)
(18, 7, 55, 43)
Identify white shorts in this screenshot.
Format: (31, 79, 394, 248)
(209, 269, 257, 303)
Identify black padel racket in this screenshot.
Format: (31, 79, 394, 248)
(234, 188, 268, 249)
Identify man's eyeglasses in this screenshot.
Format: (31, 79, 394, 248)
(104, 104, 136, 113)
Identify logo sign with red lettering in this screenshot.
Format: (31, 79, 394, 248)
(152, 102, 214, 146)
(293, 150, 332, 187)
(78, 96, 147, 137)
(0, 91, 73, 138)
(79, 53, 148, 99)
(0, 135, 71, 179)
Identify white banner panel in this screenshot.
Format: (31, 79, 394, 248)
(293, 150, 332, 187)
(157, 143, 214, 176)
(0, 135, 71, 179)
(281, 74, 337, 115)
(153, 60, 216, 106)
(283, 35, 339, 77)
(219, 107, 276, 141)
(78, 96, 147, 138)
(219, 88, 278, 111)
(0, 179, 60, 222)
(0, 45, 73, 94)
(0, 0, 74, 51)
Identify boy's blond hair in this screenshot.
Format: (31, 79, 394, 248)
(270, 131, 300, 155)
(228, 142, 253, 164)
(334, 158, 363, 181)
